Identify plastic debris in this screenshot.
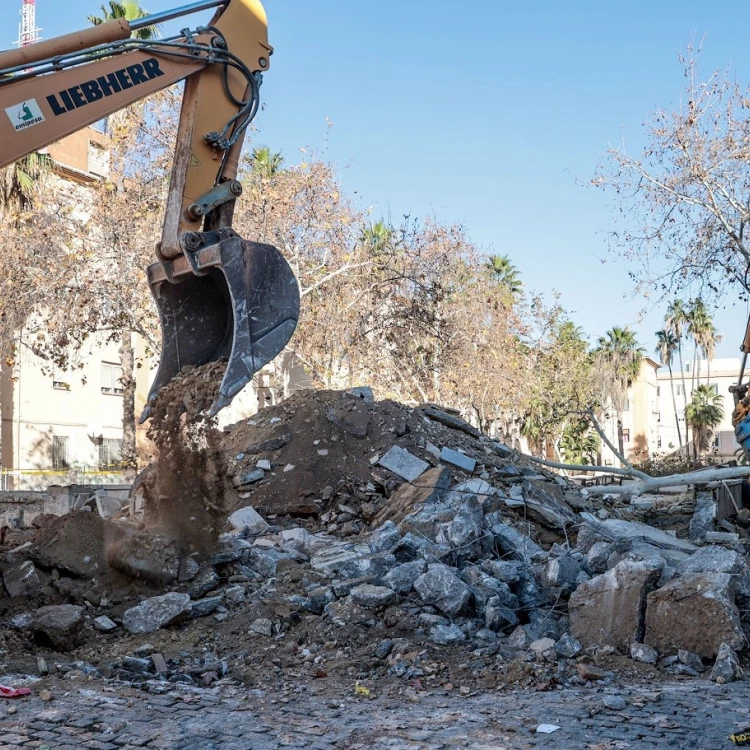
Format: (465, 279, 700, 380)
(535, 724, 561, 734)
(0, 684, 31, 698)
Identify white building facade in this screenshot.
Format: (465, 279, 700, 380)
(655, 357, 741, 459)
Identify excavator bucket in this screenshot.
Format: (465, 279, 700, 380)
(141, 231, 300, 421)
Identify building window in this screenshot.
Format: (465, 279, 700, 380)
(622, 429, 631, 442)
(99, 439, 123, 470)
(101, 362, 124, 395)
(676, 384, 683, 396)
(657, 436, 662, 448)
(53, 370, 70, 391)
(52, 436, 69, 470)
(88, 141, 110, 179)
(709, 383, 719, 395)
(623, 398, 630, 412)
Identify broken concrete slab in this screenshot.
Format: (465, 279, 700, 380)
(373, 467, 451, 526)
(92, 615, 117, 633)
(705, 531, 740, 544)
(414, 564, 473, 617)
(443, 478, 493, 507)
(378, 446, 429, 483)
(586, 541, 613, 575)
(679, 546, 750, 597)
(94, 490, 123, 519)
(232, 469, 265, 488)
(488, 521, 547, 565)
(383, 560, 427, 594)
(568, 559, 663, 652)
(33, 604, 84, 651)
(630, 642, 658, 664)
(546, 555, 581, 588)
(485, 596, 519, 632)
(349, 583, 397, 609)
(228, 506, 269, 535)
(3, 560, 40, 598)
(645, 572, 745, 659)
(439, 447, 476, 473)
(710, 643, 742, 683)
(580, 516, 697, 554)
(430, 623, 466, 645)
(689, 490, 715, 542)
(122, 592, 192, 635)
(368, 521, 401, 554)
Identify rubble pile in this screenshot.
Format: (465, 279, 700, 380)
(0, 387, 749, 693)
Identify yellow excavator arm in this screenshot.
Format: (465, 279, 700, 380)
(0, 0, 300, 418)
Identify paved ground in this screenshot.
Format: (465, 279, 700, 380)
(1, 679, 750, 749)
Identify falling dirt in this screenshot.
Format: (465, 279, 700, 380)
(107, 361, 229, 580)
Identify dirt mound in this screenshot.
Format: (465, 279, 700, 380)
(220, 389, 506, 519)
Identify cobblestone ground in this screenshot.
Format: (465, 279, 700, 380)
(2, 679, 750, 749)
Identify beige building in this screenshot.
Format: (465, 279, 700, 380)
(655, 357, 741, 459)
(599, 357, 660, 467)
(1, 126, 125, 489)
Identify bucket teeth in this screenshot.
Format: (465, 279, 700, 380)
(141, 236, 300, 422)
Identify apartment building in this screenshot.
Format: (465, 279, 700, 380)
(655, 357, 741, 459)
(1, 126, 128, 488)
(599, 357, 660, 467)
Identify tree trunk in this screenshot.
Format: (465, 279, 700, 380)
(120, 334, 137, 481)
(667, 362, 683, 451)
(617, 414, 625, 466)
(677, 343, 690, 458)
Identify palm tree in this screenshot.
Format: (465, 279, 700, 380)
(664, 299, 691, 456)
(595, 326, 645, 461)
(486, 254, 522, 297)
(655, 329, 683, 453)
(686, 384, 724, 456)
(560, 417, 600, 466)
(0, 152, 52, 221)
(687, 300, 722, 384)
(361, 220, 393, 256)
(88, 1, 160, 39)
(251, 147, 284, 178)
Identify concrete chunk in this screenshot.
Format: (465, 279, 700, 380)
(3, 560, 40, 598)
(228, 506, 269, 535)
(645, 572, 745, 659)
(710, 643, 743, 683)
(689, 490, 715, 542)
(122, 592, 192, 635)
(439, 447, 476, 473)
(350, 584, 397, 609)
(33, 604, 84, 651)
(568, 559, 663, 652)
(414, 564, 473, 617)
(378, 446, 429, 482)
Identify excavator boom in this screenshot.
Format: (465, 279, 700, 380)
(0, 0, 299, 418)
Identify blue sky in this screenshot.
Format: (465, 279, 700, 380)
(3, 0, 750, 359)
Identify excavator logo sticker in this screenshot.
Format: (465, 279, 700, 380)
(5, 99, 45, 132)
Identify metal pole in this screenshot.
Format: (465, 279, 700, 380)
(129, 0, 227, 30)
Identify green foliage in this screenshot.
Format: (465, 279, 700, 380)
(559, 417, 600, 465)
(0, 152, 52, 219)
(595, 326, 645, 386)
(251, 147, 284, 177)
(486, 254, 522, 297)
(686, 384, 724, 454)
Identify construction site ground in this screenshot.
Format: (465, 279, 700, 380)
(3, 384, 750, 748)
(1, 677, 748, 748)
